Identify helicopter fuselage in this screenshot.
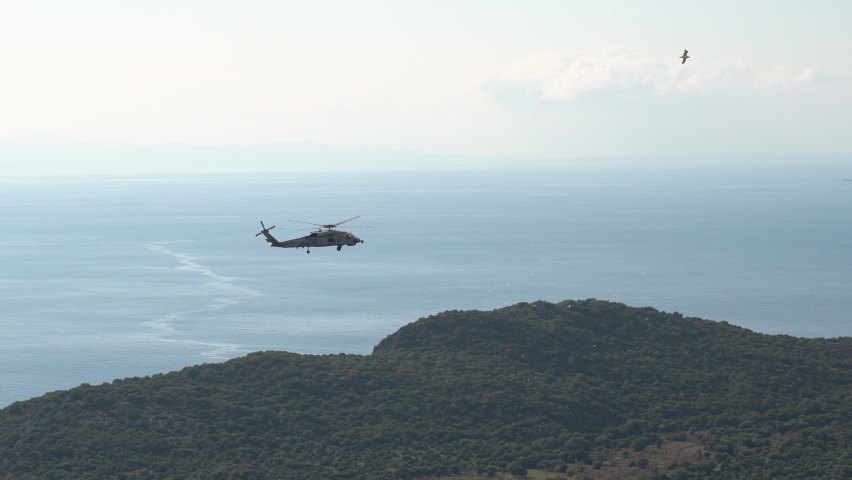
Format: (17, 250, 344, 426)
(264, 229, 363, 251)
(256, 217, 369, 253)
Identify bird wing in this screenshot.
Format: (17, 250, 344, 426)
(682, 57, 687, 64)
(684, 50, 688, 55)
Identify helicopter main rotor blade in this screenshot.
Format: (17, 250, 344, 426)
(297, 227, 370, 231)
(332, 216, 361, 226)
(288, 219, 326, 227)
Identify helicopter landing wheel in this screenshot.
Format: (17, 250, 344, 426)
(307, 249, 310, 254)
(337, 245, 342, 251)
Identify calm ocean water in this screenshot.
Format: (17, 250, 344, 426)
(1, 164, 851, 406)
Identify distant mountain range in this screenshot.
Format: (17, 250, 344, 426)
(4, 133, 850, 176)
(0, 133, 517, 175)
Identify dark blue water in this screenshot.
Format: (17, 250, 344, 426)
(1, 164, 851, 406)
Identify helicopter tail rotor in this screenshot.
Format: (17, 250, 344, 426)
(256, 221, 280, 245)
(255, 221, 276, 236)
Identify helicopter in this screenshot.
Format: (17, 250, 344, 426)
(255, 216, 369, 253)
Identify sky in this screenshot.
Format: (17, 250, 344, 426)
(0, 1, 850, 159)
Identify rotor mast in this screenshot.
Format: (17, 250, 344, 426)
(288, 216, 371, 232)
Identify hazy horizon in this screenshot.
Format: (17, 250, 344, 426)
(2, 132, 851, 175)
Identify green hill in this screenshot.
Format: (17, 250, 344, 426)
(3, 299, 852, 479)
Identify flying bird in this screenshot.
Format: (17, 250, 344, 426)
(680, 50, 690, 64)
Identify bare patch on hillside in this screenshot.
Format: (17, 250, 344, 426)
(442, 430, 779, 479)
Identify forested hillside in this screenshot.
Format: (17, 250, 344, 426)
(2, 299, 852, 479)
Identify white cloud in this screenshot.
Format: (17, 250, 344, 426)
(474, 46, 828, 103)
(751, 66, 827, 91)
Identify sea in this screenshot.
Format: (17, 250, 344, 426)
(1, 162, 851, 407)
